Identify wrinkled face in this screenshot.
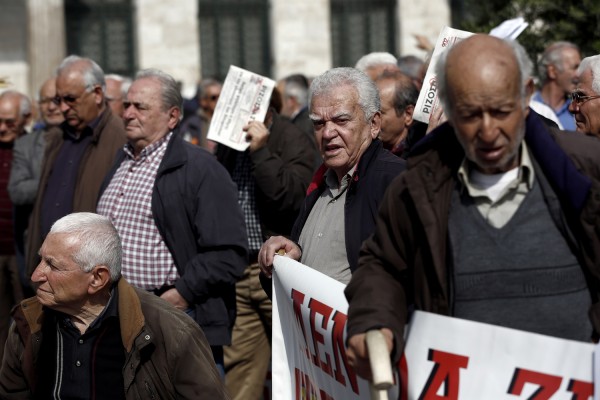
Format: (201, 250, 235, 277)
(569, 69, 600, 137)
(105, 79, 125, 117)
(55, 70, 103, 132)
(555, 48, 581, 95)
(377, 80, 408, 149)
(31, 233, 92, 315)
(200, 84, 221, 116)
(0, 96, 25, 143)
(310, 84, 379, 180)
(447, 59, 527, 174)
(39, 78, 64, 126)
(123, 77, 179, 154)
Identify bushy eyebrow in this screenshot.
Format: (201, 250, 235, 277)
(309, 111, 353, 123)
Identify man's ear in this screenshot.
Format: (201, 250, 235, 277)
(88, 265, 112, 295)
(404, 104, 415, 127)
(93, 85, 104, 106)
(167, 107, 181, 130)
(370, 111, 382, 139)
(547, 64, 558, 80)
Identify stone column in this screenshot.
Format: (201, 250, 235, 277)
(134, 0, 200, 96)
(28, 0, 66, 98)
(270, 0, 332, 80)
(397, 0, 450, 57)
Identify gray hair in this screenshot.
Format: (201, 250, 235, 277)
(197, 78, 222, 100)
(578, 55, 600, 94)
(57, 55, 106, 92)
(537, 41, 580, 83)
(283, 76, 309, 107)
(436, 39, 527, 117)
(355, 52, 398, 72)
(0, 90, 31, 118)
(49, 212, 122, 282)
(376, 70, 419, 113)
(309, 67, 380, 122)
(135, 68, 183, 118)
(397, 55, 425, 80)
(105, 74, 132, 98)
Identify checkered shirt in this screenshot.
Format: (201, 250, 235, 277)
(97, 132, 178, 290)
(232, 150, 263, 252)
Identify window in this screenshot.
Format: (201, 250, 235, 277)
(330, 0, 397, 67)
(199, 0, 271, 80)
(64, 0, 135, 77)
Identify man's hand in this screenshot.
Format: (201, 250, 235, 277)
(244, 120, 269, 153)
(426, 106, 447, 134)
(258, 236, 302, 278)
(347, 328, 394, 381)
(160, 287, 189, 311)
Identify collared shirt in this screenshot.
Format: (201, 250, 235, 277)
(457, 142, 535, 229)
(48, 287, 125, 399)
(533, 91, 576, 130)
(298, 167, 355, 284)
(97, 132, 178, 290)
(232, 150, 263, 253)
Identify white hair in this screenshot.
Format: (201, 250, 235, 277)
(578, 55, 600, 94)
(355, 52, 398, 72)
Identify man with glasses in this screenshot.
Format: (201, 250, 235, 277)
(569, 55, 600, 137)
(9, 77, 64, 296)
(180, 78, 222, 152)
(25, 55, 126, 278)
(344, 35, 600, 379)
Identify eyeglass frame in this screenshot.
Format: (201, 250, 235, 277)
(570, 90, 600, 106)
(52, 84, 99, 106)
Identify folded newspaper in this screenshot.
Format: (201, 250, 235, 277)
(206, 65, 275, 151)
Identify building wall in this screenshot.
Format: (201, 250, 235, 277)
(398, 0, 451, 57)
(270, 0, 332, 80)
(135, 0, 200, 96)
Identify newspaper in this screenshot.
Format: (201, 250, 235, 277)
(413, 19, 529, 125)
(206, 65, 275, 151)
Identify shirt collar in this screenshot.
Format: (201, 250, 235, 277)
(325, 164, 357, 191)
(457, 141, 535, 194)
(124, 131, 173, 160)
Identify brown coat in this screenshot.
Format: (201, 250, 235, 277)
(25, 108, 126, 276)
(0, 279, 227, 399)
(345, 113, 600, 360)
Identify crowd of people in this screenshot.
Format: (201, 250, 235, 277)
(0, 32, 599, 399)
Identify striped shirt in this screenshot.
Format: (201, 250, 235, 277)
(97, 132, 178, 290)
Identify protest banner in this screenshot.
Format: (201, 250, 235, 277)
(206, 65, 275, 151)
(272, 256, 596, 399)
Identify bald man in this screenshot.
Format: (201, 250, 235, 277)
(345, 35, 600, 379)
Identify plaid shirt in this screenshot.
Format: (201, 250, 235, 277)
(97, 132, 178, 290)
(231, 150, 263, 252)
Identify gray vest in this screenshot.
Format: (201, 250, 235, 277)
(448, 179, 592, 341)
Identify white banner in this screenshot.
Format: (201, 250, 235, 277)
(207, 65, 275, 151)
(272, 256, 595, 399)
(403, 311, 594, 399)
(271, 256, 398, 399)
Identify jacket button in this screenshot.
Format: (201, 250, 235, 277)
(145, 335, 150, 340)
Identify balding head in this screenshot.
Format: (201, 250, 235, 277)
(38, 77, 64, 127)
(0, 90, 30, 143)
(435, 35, 529, 174)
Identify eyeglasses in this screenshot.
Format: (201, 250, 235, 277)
(53, 87, 95, 106)
(0, 118, 17, 128)
(39, 97, 56, 105)
(570, 90, 600, 105)
(205, 94, 219, 101)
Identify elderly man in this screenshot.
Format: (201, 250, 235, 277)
(97, 68, 248, 374)
(105, 74, 132, 117)
(9, 77, 64, 295)
(180, 78, 222, 152)
(534, 41, 581, 130)
(345, 35, 600, 379)
(25, 55, 126, 277)
(0, 90, 30, 363)
(374, 70, 426, 158)
(259, 67, 405, 284)
(568, 55, 600, 137)
(0, 212, 227, 399)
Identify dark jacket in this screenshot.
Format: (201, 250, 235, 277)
(292, 139, 406, 273)
(216, 113, 317, 239)
(0, 279, 227, 399)
(346, 112, 600, 360)
(26, 109, 126, 276)
(101, 132, 248, 346)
